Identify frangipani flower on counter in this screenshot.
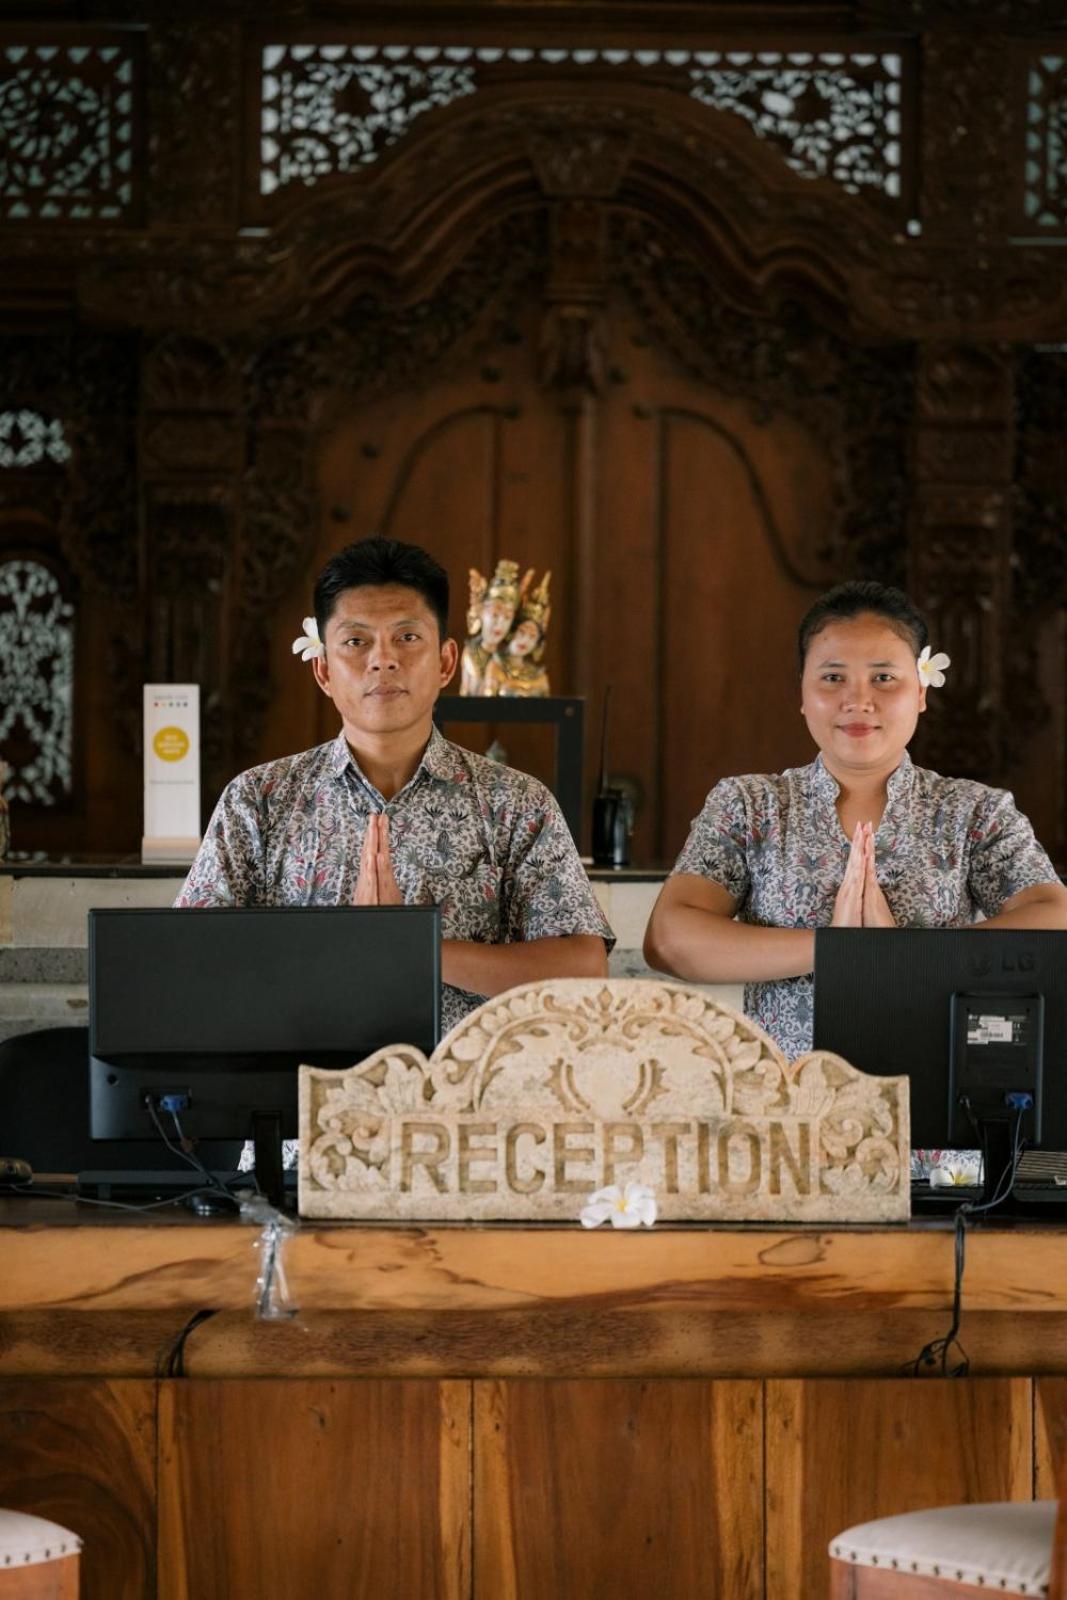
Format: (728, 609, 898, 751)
(579, 1181, 657, 1229)
(917, 646, 951, 688)
(929, 1152, 982, 1188)
(292, 616, 325, 662)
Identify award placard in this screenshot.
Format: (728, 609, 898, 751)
(142, 683, 200, 864)
(299, 980, 910, 1223)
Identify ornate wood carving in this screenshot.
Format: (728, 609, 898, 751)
(909, 344, 1014, 779)
(0, 30, 144, 226)
(146, 23, 239, 227)
(0, 6, 1065, 855)
(539, 202, 609, 395)
(1011, 347, 1067, 778)
(613, 213, 915, 586)
(919, 32, 1016, 244)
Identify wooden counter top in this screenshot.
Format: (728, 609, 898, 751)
(4, 1201, 1067, 1316)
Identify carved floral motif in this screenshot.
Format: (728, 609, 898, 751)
(300, 979, 909, 1221)
(255, 42, 910, 209)
(0, 37, 141, 223)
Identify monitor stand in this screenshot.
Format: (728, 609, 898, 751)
(977, 1117, 1018, 1213)
(251, 1110, 286, 1210)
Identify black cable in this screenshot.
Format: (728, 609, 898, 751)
(907, 1108, 1027, 1379)
(144, 1097, 249, 1205)
(3, 1179, 229, 1213)
(160, 1309, 219, 1378)
(4, 1094, 263, 1213)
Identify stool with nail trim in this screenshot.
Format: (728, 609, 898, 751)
(0, 1511, 80, 1599)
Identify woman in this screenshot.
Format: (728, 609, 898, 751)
(643, 580, 1067, 1059)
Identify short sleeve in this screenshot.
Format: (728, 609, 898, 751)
(967, 787, 1060, 917)
(501, 790, 615, 950)
(174, 777, 265, 907)
(672, 778, 752, 903)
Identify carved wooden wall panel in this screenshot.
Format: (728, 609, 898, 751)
(277, 277, 854, 862)
(0, 3, 1064, 863)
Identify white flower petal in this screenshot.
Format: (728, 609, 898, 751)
(917, 647, 950, 688)
(609, 1208, 645, 1229)
(621, 1181, 658, 1226)
(580, 1181, 657, 1228)
(292, 616, 324, 662)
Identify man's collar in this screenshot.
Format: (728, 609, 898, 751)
(328, 723, 466, 788)
(419, 723, 469, 785)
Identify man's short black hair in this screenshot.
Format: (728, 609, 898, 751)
(314, 537, 450, 641)
(798, 580, 928, 673)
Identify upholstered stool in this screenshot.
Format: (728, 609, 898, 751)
(0, 1511, 80, 1598)
(829, 1500, 1064, 1598)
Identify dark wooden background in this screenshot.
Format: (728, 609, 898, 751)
(2, 0, 1066, 866)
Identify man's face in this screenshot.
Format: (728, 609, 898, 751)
(312, 584, 458, 740)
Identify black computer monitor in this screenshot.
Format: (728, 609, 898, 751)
(813, 928, 1067, 1200)
(88, 905, 441, 1201)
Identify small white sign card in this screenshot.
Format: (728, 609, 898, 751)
(142, 683, 201, 864)
(299, 979, 910, 1223)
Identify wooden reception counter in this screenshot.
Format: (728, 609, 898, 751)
(2, 1204, 1067, 1599)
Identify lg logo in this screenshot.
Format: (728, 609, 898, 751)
(967, 951, 1036, 978)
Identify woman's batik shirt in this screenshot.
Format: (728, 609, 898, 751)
(672, 751, 1059, 1060)
(176, 726, 614, 1035)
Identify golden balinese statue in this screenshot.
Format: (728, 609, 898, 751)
(460, 559, 522, 696)
(483, 570, 552, 698)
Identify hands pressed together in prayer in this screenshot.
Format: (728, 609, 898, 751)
(831, 821, 896, 928)
(349, 808, 607, 992)
(353, 812, 404, 905)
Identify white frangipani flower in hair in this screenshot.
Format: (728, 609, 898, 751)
(917, 645, 950, 688)
(579, 1181, 657, 1230)
(292, 616, 325, 662)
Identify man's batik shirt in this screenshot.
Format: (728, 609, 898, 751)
(176, 726, 614, 1034)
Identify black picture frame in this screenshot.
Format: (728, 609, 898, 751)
(433, 696, 584, 845)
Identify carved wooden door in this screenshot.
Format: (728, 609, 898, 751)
(269, 284, 841, 863)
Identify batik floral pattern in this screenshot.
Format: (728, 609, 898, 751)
(176, 727, 614, 1034)
(673, 752, 1059, 1059)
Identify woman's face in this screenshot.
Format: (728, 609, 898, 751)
(800, 613, 926, 778)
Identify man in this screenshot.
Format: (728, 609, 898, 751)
(177, 537, 612, 1032)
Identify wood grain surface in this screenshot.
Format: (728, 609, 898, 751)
(5, 1210, 1067, 1317)
(474, 1377, 762, 1599)
(157, 1379, 470, 1600)
(1037, 1377, 1067, 1497)
(0, 1380, 155, 1600)
(7, 1309, 1067, 1380)
(768, 1378, 1034, 1600)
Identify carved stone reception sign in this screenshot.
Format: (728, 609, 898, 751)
(298, 980, 910, 1222)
